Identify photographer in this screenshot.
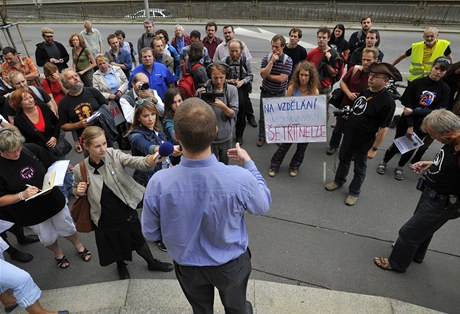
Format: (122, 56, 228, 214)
(198, 63, 238, 164)
(120, 72, 164, 125)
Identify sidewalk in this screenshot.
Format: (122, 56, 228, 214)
(11, 279, 442, 313)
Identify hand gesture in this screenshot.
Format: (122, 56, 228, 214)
(46, 136, 57, 148)
(227, 143, 251, 164)
(76, 181, 88, 197)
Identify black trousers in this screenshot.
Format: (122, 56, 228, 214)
(174, 249, 253, 314)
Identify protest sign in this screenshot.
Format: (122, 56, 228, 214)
(263, 95, 327, 143)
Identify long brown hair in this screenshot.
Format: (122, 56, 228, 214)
(289, 61, 320, 94)
(130, 101, 161, 132)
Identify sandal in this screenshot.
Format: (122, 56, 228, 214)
(394, 167, 404, 181)
(77, 247, 91, 262)
(373, 256, 394, 271)
(55, 256, 70, 269)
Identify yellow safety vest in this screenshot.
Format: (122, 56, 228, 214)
(408, 39, 450, 82)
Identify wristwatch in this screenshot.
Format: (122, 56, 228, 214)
(371, 147, 378, 152)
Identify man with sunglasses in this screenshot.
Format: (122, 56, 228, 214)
(392, 27, 452, 84)
(374, 109, 460, 273)
(377, 57, 451, 180)
(120, 72, 164, 125)
(325, 62, 401, 206)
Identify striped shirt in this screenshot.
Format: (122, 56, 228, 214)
(260, 54, 292, 93)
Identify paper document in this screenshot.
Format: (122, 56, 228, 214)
(25, 160, 70, 201)
(393, 133, 424, 155)
(0, 219, 14, 233)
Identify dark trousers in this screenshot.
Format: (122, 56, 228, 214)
(328, 116, 347, 149)
(211, 139, 232, 165)
(258, 89, 285, 140)
(382, 118, 426, 167)
(236, 86, 251, 138)
(389, 189, 460, 272)
(334, 143, 368, 196)
(270, 143, 309, 171)
(174, 250, 253, 314)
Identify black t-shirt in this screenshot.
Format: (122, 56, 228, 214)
(426, 144, 460, 195)
(0, 143, 64, 226)
(401, 76, 450, 128)
(58, 87, 108, 137)
(343, 88, 396, 151)
(405, 46, 452, 57)
(283, 45, 308, 70)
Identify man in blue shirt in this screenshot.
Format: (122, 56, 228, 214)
(129, 47, 176, 99)
(105, 34, 133, 80)
(142, 98, 271, 313)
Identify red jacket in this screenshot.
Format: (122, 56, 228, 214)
(171, 34, 191, 52)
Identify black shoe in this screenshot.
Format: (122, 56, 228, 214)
(5, 304, 18, 313)
(156, 241, 167, 252)
(9, 250, 33, 263)
(17, 234, 40, 245)
(116, 262, 130, 280)
(326, 147, 337, 155)
(148, 258, 174, 272)
(247, 116, 257, 128)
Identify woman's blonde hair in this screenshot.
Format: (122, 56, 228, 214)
(81, 126, 105, 147)
(0, 128, 25, 152)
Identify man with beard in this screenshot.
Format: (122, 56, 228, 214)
(213, 25, 252, 62)
(35, 27, 69, 72)
(58, 69, 115, 145)
(392, 27, 453, 84)
(325, 63, 401, 206)
(348, 16, 378, 57)
(202, 21, 223, 60)
(374, 109, 460, 273)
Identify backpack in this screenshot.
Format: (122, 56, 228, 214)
(177, 62, 202, 99)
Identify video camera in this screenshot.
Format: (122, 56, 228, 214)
(333, 105, 352, 117)
(200, 84, 224, 103)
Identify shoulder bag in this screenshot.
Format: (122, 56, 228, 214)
(70, 161, 95, 233)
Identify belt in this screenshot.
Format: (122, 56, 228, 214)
(424, 186, 449, 206)
(260, 87, 284, 96)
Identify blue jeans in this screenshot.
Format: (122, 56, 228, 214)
(258, 89, 285, 140)
(0, 258, 42, 309)
(333, 143, 367, 196)
(58, 168, 73, 198)
(389, 189, 460, 272)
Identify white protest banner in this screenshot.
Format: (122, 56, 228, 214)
(263, 95, 327, 143)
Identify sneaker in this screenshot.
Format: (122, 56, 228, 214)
(394, 167, 404, 180)
(325, 181, 341, 191)
(256, 138, 266, 147)
(345, 195, 359, 206)
(247, 116, 257, 128)
(289, 168, 298, 177)
(268, 169, 277, 177)
(156, 241, 167, 252)
(148, 258, 174, 272)
(376, 162, 387, 175)
(326, 147, 337, 155)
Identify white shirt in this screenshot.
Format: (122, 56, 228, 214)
(119, 89, 164, 124)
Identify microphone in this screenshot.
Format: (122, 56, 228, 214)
(155, 141, 174, 161)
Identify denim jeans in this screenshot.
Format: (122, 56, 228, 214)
(270, 143, 309, 171)
(389, 190, 460, 272)
(0, 259, 42, 309)
(334, 143, 368, 196)
(258, 89, 285, 140)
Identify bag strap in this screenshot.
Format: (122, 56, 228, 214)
(75, 48, 86, 71)
(29, 85, 45, 102)
(79, 161, 87, 182)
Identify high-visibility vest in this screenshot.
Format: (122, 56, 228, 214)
(408, 39, 450, 82)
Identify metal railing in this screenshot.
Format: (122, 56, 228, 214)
(2, 1, 460, 25)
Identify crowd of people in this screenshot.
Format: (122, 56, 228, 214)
(0, 16, 459, 313)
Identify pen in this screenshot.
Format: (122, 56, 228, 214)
(26, 184, 41, 191)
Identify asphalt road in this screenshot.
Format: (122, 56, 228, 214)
(3, 23, 460, 313)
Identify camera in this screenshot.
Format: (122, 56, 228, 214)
(200, 85, 224, 103)
(139, 82, 149, 90)
(333, 105, 352, 117)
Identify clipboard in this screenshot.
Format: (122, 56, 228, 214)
(25, 160, 70, 201)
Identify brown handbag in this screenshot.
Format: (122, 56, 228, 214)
(70, 161, 95, 232)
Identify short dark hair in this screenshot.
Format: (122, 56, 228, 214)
(289, 28, 302, 39)
(317, 27, 331, 38)
(367, 29, 379, 41)
(190, 30, 201, 40)
(174, 98, 217, 153)
(114, 30, 125, 38)
(271, 34, 286, 47)
(155, 29, 169, 42)
(2, 46, 17, 55)
(205, 22, 217, 31)
(107, 34, 117, 44)
(223, 25, 234, 32)
(361, 16, 372, 23)
(188, 42, 204, 62)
